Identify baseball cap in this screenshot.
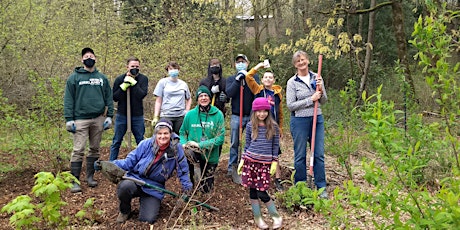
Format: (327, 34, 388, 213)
(235, 54, 248, 62)
(81, 47, 95, 57)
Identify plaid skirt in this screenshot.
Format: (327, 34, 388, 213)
(241, 160, 271, 191)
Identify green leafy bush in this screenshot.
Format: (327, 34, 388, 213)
(1, 171, 102, 229)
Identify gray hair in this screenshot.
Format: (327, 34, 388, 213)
(292, 50, 309, 65)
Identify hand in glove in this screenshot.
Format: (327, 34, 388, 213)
(235, 70, 247, 81)
(103, 117, 112, 130)
(270, 161, 278, 176)
(66, 121, 76, 133)
(120, 82, 131, 91)
(237, 159, 244, 175)
(186, 141, 199, 148)
(94, 160, 102, 171)
(124, 76, 137, 86)
(219, 92, 227, 102)
(211, 85, 220, 94)
(151, 116, 159, 127)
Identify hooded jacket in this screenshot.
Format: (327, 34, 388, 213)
(179, 105, 225, 164)
(64, 67, 114, 121)
(199, 64, 227, 115)
(113, 133, 192, 200)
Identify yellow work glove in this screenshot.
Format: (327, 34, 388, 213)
(120, 82, 130, 91)
(270, 161, 277, 176)
(151, 116, 159, 127)
(124, 76, 137, 86)
(237, 160, 244, 175)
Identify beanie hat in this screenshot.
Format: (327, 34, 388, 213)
(196, 85, 211, 101)
(155, 118, 173, 133)
(252, 97, 271, 111)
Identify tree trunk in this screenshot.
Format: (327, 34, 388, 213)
(254, 0, 260, 54)
(359, 0, 376, 94)
(392, 0, 417, 101)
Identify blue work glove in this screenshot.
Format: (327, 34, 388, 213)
(94, 160, 102, 171)
(219, 92, 227, 102)
(235, 70, 247, 81)
(66, 121, 76, 133)
(103, 117, 112, 130)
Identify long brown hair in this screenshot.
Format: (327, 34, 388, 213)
(250, 110, 278, 141)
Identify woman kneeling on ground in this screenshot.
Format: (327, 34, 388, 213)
(112, 118, 192, 224)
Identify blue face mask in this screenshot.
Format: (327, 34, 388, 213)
(168, 69, 179, 78)
(235, 62, 247, 71)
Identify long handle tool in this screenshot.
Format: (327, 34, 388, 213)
(307, 55, 323, 189)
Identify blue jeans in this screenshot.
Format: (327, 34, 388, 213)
(290, 115, 326, 188)
(110, 114, 145, 161)
(228, 114, 251, 171)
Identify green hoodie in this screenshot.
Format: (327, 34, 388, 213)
(179, 105, 225, 164)
(64, 67, 114, 121)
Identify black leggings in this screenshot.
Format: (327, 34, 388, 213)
(249, 188, 270, 203)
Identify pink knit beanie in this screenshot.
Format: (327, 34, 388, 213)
(252, 97, 271, 111)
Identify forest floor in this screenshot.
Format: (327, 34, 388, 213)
(0, 134, 362, 230)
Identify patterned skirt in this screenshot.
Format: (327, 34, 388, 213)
(241, 160, 271, 191)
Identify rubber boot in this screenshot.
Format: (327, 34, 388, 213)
(86, 157, 98, 187)
(70, 162, 82, 193)
(250, 199, 268, 229)
(265, 200, 282, 229)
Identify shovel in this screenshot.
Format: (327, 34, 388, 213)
(307, 55, 323, 189)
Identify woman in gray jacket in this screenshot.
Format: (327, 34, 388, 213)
(286, 50, 328, 199)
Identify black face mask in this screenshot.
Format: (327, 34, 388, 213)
(129, 68, 139, 76)
(83, 58, 95, 68)
(210, 66, 220, 75)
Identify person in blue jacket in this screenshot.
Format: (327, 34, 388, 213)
(112, 118, 192, 224)
(225, 54, 259, 183)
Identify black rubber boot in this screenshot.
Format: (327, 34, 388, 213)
(70, 162, 82, 193)
(86, 157, 98, 187)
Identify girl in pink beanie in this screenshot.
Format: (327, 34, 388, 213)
(237, 97, 282, 229)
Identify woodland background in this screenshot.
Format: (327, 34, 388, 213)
(0, 0, 459, 229)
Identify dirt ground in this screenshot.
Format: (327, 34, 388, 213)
(0, 142, 347, 230)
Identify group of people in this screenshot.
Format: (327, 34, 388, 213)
(63, 47, 328, 229)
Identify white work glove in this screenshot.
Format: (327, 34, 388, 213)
(103, 117, 112, 130)
(235, 70, 247, 81)
(66, 121, 76, 133)
(211, 85, 220, 94)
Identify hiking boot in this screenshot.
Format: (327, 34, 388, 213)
(226, 170, 232, 178)
(116, 212, 129, 223)
(274, 178, 284, 191)
(319, 189, 328, 199)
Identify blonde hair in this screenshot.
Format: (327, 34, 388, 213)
(250, 110, 278, 141)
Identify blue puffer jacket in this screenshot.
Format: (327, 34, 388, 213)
(113, 133, 192, 200)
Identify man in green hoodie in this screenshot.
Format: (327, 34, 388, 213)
(64, 47, 114, 193)
(179, 86, 225, 193)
